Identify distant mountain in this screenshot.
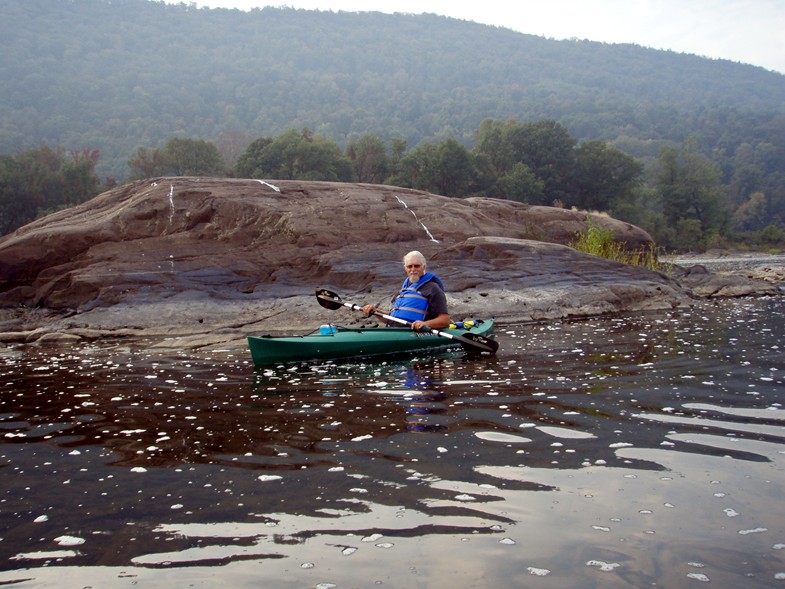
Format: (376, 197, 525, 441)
(2, 0, 785, 181)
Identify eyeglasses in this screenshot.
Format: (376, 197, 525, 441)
(405, 264, 422, 269)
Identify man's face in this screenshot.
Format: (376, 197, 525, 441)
(404, 259, 425, 282)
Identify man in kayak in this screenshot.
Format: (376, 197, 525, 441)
(362, 250, 452, 331)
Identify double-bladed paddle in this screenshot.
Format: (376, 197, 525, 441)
(316, 288, 499, 354)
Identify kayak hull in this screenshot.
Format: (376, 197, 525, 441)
(247, 320, 495, 366)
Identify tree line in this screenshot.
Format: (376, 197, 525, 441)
(123, 120, 642, 213)
(0, 146, 106, 235)
(3, 118, 783, 252)
(4, 2, 785, 185)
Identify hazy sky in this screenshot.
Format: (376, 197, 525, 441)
(177, 0, 785, 75)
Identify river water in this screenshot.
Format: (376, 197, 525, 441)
(1, 296, 784, 588)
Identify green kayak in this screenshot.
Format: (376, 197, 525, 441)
(247, 319, 495, 366)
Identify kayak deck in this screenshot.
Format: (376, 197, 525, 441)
(247, 320, 495, 366)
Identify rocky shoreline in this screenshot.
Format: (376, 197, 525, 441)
(1, 254, 779, 355)
(668, 252, 785, 284)
(0, 180, 781, 354)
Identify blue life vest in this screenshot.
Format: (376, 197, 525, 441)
(389, 272, 445, 323)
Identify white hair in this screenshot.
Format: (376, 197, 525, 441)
(403, 250, 427, 268)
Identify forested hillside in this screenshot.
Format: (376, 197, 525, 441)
(2, 0, 785, 251)
(3, 0, 785, 179)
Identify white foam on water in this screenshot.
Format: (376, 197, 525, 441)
(11, 550, 79, 561)
(586, 560, 620, 572)
(475, 432, 532, 444)
(739, 527, 768, 535)
(527, 567, 550, 576)
(54, 535, 85, 546)
(538, 426, 596, 439)
(362, 533, 383, 542)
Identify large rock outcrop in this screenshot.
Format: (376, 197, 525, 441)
(0, 178, 777, 349)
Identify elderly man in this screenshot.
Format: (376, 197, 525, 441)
(362, 250, 452, 331)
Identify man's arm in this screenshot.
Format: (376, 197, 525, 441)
(412, 312, 451, 331)
(412, 284, 451, 330)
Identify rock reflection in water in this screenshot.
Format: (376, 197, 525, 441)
(0, 297, 783, 588)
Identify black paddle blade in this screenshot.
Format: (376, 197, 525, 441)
(315, 288, 343, 310)
(459, 332, 500, 354)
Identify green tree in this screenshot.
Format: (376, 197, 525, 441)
(128, 146, 170, 180)
(763, 172, 785, 227)
(732, 192, 768, 232)
(505, 119, 576, 204)
(473, 119, 514, 176)
(216, 130, 253, 170)
(434, 138, 475, 196)
(572, 140, 643, 211)
(0, 145, 102, 235)
(128, 138, 227, 179)
(474, 119, 577, 205)
(295, 133, 353, 181)
(266, 129, 307, 179)
(234, 137, 274, 178)
(387, 138, 478, 197)
(656, 143, 729, 250)
(0, 155, 37, 235)
(163, 137, 227, 177)
(610, 184, 674, 246)
(59, 159, 100, 206)
(390, 142, 440, 191)
(760, 223, 785, 244)
(347, 135, 388, 183)
(727, 163, 763, 209)
(672, 218, 704, 251)
(233, 129, 352, 181)
(388, 138, 408, 176)
(489, 162, 544, 203)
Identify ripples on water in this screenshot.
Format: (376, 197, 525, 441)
(0, 297, 783, 588)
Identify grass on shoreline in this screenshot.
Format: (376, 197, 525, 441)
(570, 219, 666, 273)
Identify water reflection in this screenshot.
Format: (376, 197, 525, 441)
(1, 297, 784, 587)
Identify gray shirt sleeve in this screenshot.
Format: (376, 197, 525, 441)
(420, 281, 448, 320)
